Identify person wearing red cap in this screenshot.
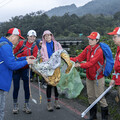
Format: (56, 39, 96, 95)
(70, 32, 108, 120)
(12, 30, 38, 114)
(109, 27, 120, 102)
(0, 28, 34, 120)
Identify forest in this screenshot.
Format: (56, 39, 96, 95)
(0, 11, 120, 56)
(0, 11, 120, 38)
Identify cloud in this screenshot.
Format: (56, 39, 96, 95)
(0, 0, 92, 22)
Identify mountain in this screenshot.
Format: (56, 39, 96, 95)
(45, 4, 77, 17)
(45, 0, 120, 17)
(70, 0, 120, 16)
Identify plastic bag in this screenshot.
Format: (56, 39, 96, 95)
(57, 60, 84, 99)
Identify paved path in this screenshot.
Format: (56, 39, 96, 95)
(4, 81, 89, 120)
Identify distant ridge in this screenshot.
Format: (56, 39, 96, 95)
(45, 0, 120, 17)
(45, 4, 77, 17)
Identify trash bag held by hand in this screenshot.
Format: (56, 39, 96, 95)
(57, 58, 84, 99)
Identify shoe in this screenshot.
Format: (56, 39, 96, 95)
(23, 103, 32, 114)
(54, 100, 60, 109)
(13, 103, 19, 114)
(47, 102, 53, 112)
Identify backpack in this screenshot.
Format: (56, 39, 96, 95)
(0, 41, 8, 64)
(14, 40, 36, 56)
(94, 42, 114, 80)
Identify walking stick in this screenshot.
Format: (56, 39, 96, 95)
(81, 85, 113, 118)
(29, 66, 37, 104)
(38, 76, 42, 104)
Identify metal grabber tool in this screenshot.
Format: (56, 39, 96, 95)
(29, 65, 37, 104)
(81, 85, 113, 118)
(38, 76, 42, 104)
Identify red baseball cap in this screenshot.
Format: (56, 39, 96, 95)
(87, 32, 100, 39)
(107, 27, 120, 35)
(7, 28, 25, 39)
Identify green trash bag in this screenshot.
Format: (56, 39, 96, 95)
(57, 60, 84, 99)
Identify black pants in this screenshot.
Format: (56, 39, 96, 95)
(13, 69, 30, 101)
(46, 84, 59, 98)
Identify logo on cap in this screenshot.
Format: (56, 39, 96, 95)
(108, 27, 120, 35)
(87, 32, 100, 40)
(27, 30, 37, 37)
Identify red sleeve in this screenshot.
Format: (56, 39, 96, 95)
(80, 48, 103, 69)
(32, 45, 38, 58)
(14, 41, 24, 54)
(70, 46, 88, 62)
(112, 75, 116, 80)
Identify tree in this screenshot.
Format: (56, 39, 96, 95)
(114, 11, 120, 20)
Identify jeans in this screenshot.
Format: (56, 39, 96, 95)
(0, 90, 6, 120)
(13, 68, 30, 102)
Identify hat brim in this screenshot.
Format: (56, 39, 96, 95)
(27, 34, 37, 37)
(87, 35, 96, 39)
(19, 35, 25, 39)
(107, 32, 116, 35)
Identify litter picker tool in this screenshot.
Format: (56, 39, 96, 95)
(38, 76, 42, 104)
(29, 65, 37, 104)
(81, 85, 113, 118)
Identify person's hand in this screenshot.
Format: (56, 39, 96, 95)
(27, 59, 34, 65)
(75, 63, 80, 67)
(26, 56, 35, 60)
(109, 80, 115, 86)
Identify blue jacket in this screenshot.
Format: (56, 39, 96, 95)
(36, 39, 41, 50)
(0, 37, 28, 92)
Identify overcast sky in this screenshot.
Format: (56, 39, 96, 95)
(0, 0, 92, 22)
